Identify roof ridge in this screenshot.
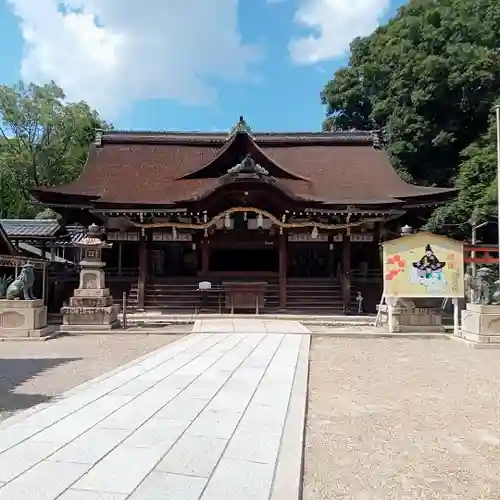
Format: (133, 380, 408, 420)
(100, 129, 375, 135)
(0, 218, 60, 223)
(98, 130, 377, 147)
(100, 130, 375, 137)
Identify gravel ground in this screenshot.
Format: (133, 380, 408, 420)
(304, 337, 500, 500)
(0, 334, 183, 421)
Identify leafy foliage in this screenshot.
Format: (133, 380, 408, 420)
(0, 81, 110, 218)
(322, 0, 500, 190)
(35, 207, 62, 220)
(425, 113, 499, 238)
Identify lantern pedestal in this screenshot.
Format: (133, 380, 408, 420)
(61, 225, 119, 332)
(458, 304, 500, 347)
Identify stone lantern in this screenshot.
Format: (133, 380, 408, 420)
(76, 224, 110, 289)
(61, 224, 119, 331)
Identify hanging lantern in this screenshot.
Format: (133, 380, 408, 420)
(244, 211, 247, 221)
(172, 227, 177, 239)
(203, 213, 208, 223)
(257, 213, 264, 228)
(224, 214, 231, 229)
(204, 228, 208, 237)
(311, 226, 319, 239)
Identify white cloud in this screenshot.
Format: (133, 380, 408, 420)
(7, 0, 260, 117)
(289, 0, 390, 64)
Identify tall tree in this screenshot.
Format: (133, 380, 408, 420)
(424, 113, 499, 238)
(321, 0, 500, 186)
(0, 81, 111, 218)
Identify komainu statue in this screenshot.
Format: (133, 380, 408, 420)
(465, 267, 500, 305)
(0, 275, 13, 298)
(5, 263, 36, 300)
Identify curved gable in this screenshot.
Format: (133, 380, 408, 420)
(180, 131, 308, 181)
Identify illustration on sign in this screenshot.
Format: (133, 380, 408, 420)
(409, 243, 446, 292)
(383, 232, 464, 298)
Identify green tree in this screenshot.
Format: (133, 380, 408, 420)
(424, 113, 498, 238)
(0, 81, 111, 218)
(321, 0, 500, 186)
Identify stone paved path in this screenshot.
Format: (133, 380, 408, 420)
(193, 318, 311, 334)
(0, 320, 310, 499)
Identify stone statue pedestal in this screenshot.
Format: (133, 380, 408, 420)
(60, 224, 120, 332)
(459, 304, 500, 347)
(0, 299, 55, 338)
(377, 301, 443, 333)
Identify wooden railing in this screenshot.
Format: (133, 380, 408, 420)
(351, 269, 382, 282)
(46, 264, 382, 284)
(48, 266, 139, 281)
(106, 267, 139, 277)
(464, 245, 499, 264)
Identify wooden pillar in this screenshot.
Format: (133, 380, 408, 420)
(328, 234, 334, 278)
(279, 232, 287, 309)
(138, 231, 147, 310)
(342, 231, 351, 314)
(42, 263, 48, 306)
(118, 242, 123, 277)
(201, 236, 209, 276)
(378, 222, 385, 270)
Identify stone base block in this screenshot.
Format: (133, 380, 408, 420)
(465, 304, 500, 315)
(377, 304, 443, 333)
(73, 288, 110, 298)
(0, 299, 54, 338)
(69, 295, 113, 308)
(459, 304, 500, 345)
(61, 304, 120, 328)
(60, 323, 120, 333)
(453, 336, 500, 349)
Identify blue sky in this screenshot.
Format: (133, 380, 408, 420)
(0, 0, 407, 132)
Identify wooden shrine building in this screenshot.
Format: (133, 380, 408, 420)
(32, 118, 455, 314)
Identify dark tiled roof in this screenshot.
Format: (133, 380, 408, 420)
(0, 219, 62, 238)
(32, 129, 455, 207)
(52, 225, 87, 246)
(0, 222, 17, 255)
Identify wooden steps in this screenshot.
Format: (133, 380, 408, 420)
(119, 277, 366, 314)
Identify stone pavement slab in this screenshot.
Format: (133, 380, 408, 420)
(0, 321, 310, 500)
(193, 318, 311, 334)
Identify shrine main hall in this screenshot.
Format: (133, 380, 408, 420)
(31, 118, 454, 314)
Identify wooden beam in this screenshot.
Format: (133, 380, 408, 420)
(201, 236, 210, 275)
